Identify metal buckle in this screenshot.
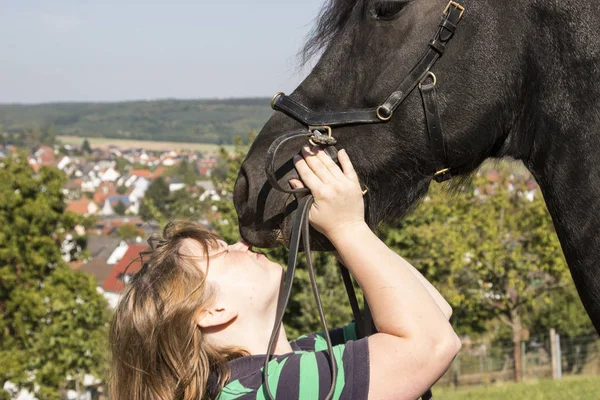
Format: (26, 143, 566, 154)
(308, 126, 337, 146)
(271, 92, 285, 110)
(434, 168, 451, 182)
(443, 1, 465, 21)
(419, 71, 437, 89)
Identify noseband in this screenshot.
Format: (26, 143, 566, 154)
(261, 2, 465, 399)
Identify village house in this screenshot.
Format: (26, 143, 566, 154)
(78, 236, 122, 287)
(99, 166, 120, 182)
(93, 182, 118, 206)
(66, 197, 99, 216)
(101, 244, 148, 308)
(101, 195, 134, 216)
(167, 176, 185, 192)
(128, 177, 149, 204)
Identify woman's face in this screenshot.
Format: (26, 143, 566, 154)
(183, 238, 283, 322)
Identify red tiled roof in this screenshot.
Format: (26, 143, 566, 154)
(66, 198, 93, 215)
(102, 244, 148, 293)
(93, 182, 118, 206)
(152, 166, 166, 178)
(129, 169, 153, 178)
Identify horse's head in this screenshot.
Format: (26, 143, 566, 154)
(234, 0, 527, 248)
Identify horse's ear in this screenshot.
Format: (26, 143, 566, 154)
(196, 307, 238, 330)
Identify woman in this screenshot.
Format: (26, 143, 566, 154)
(109, 146, 461, 399)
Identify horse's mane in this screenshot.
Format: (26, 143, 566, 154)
(301, 0, 368, 64)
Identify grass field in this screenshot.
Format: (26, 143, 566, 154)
(57, 135, 234, 152)
(434, 375, 600, 399)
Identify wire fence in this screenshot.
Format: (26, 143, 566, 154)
(437, 333, 600, 387)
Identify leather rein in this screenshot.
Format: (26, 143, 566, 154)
(261, 2, 465, 399)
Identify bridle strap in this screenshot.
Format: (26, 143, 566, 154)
(263, 134, 339, 400)
(265, 131, 313, 195)
(338, 262, 365, 339)
(420, 79, 450, 183)
(265, 130, 339, 195)
(271, 2, 464, 127)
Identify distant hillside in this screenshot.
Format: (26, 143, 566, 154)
(0, 98, 273, 145)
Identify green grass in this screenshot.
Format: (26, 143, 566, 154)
(434, 375, 600, 400)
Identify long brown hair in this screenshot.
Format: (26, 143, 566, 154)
(108, 221, 249, 400)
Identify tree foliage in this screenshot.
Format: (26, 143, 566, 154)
(81, 139, 91, 154)
(379, 163, 592, 380)
(139, 175, 207, 223)
(113, 201, 127, 216)
(139, 177, 170, 221)
(1, 126, 56, 150)
(116, 224, 144, 242)
(165, 159, 201, 185)
(0, 152, 109, 399)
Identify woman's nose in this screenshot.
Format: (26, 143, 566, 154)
(228, 241, 252, 252)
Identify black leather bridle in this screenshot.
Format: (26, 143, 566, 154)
(261, 2, 465, 399)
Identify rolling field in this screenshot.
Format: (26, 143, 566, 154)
(434, 375, 600, 400)
(57, 135, 233, 152)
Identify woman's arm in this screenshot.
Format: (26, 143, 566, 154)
(405, 262, 453, 319)
(334, 251, 453, 320)
(292, 146, 460, 400)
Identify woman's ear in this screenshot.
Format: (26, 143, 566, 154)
(196, 306, 238, 330)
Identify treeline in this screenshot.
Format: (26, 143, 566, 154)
(0, 98, 273, 145)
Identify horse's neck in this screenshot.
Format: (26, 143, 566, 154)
(516, 0, 600, 332)
(527, 130, 600, 333)
(524, 33, 600, 332)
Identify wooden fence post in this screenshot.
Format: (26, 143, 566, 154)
(521, 341, 526, 380)
(550, 328, 558, 380)
(556, 333, 562, 379)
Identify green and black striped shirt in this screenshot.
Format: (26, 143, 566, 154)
(215, 323, 369, 399)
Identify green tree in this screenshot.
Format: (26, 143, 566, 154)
(117, 223, 144, 242)
(165, 159, 200, 185)
(115, 157, 129, 173)
(210, 136, 246, 243)
(165, 188, 208, 220)
(0, 152, 109, 399)
(39, 125, 56, 147)
(139, 197, 166, 225)
(381, 164, 571, 382)
(81, 138, 92, 154)
(113, 200, 127, 216)
(139, 177, 170, 221)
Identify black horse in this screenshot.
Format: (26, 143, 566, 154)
(233, 0, 600, 334)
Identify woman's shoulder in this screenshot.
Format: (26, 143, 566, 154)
(218, 326, 369, 400)
(292, 322, 359, 352)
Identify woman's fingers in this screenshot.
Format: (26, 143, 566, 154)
(302, 146, 335, 184)
(314, 148, 347, 180)
(293, 155, 324, 191)
(289, 178, 305, 189)
(338, 149, 360, 184)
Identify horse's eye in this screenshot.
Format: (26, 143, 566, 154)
(372, 1, 409, 21)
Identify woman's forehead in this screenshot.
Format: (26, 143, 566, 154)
(180, 238, 222, 254)
(179, 238, 228, 261)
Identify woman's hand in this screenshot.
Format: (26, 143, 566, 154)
(290, 145, 365, 241)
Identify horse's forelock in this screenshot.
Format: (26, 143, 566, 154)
(301, 0, 372, 65)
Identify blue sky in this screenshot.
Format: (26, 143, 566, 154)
(0, 0, 326, 103)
